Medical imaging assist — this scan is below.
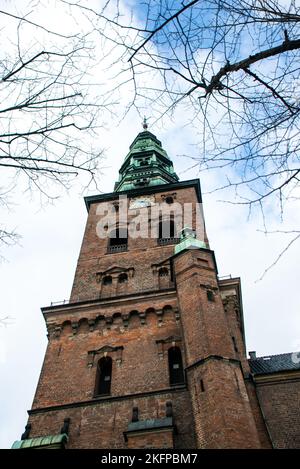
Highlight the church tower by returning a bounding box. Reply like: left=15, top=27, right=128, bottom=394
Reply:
left=13, top=124, right=270, bottom=449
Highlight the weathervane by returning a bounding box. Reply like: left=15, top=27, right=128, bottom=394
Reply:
left=142, top=116, right=148, bottom=130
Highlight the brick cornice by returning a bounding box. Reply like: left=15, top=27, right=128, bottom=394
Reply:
left=252, top=370, right=300, bottom=385
left=42, top=288, right=177, bottom=317
left=84, top=179, right=202, bottom=211
left=28, top=385, right=187, bottom=415
left=185, top=354, right=241, bottom=371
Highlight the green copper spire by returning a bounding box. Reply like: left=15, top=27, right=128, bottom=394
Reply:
left=114, top=123, right=179, bottom=192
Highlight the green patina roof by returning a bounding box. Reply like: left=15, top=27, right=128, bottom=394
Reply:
left=125, top=130, right=170, bottom=161
left=114, top=129, right=179, bottom=192
left=174, top=228, right=208, bottom=254
left=12, top=433, right=68, bottom=449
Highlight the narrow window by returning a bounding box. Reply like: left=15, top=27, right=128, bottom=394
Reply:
left=159, top=219, right=175, bottom=239
left=232, top=336, right=238, bottom=352
left=168, top=347, right=184, bottom=386
left=108, top=228, right=128, bottom=252
left=102, top=275, right=112, bottom=286
left=200, top=379, right=205, bottom=392
left=95, top=356, right=112, bottom=395
left=207, top=290, right=214, bottom=302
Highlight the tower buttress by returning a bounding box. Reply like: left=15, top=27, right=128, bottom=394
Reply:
left=172, top=246, right=261, bottom=448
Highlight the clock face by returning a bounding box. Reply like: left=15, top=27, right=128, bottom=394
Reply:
left=129, top=196, right=154, bottom=209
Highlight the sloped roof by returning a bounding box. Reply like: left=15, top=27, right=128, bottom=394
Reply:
left=12, top=433, right=68, bottom=449
left=249, top=352, right=300, bottom=375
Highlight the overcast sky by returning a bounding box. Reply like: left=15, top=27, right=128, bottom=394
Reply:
left=0, top=0, right=299, bottom=449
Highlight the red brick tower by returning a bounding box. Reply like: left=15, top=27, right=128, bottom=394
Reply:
left=13, top=126, right=269, bottom=449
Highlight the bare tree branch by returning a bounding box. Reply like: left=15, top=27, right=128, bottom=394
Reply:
left=0, top=2, right=111, bottom=257
left=256, top=230, right=300, bottom=281
left=61, top=0, right=300, bottom=272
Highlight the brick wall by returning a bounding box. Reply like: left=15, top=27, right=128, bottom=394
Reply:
left=28, top=390, right=195, bottom=449
left=70, top=187, right=205, bottom=302
left=254, top=373, right=300, bottom=448
left=34, top=298, right=182, bottom=408
left=173, top=248, right=262, bottom=448
left=126, top=429, right=174, bottom=449
left=244, top=379, right=272, bottom=448
left=187, top=360, right=262, bottom=448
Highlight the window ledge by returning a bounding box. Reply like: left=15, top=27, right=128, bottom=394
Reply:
left=107, top=245, right=128, bottom=254
left=93, top=393, right=111, bottom=399
left=157, top=238, right=180, bottom=246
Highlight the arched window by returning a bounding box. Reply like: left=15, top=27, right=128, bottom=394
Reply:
left=108, top=228, right=128, bottom=252
left=158, top=219, right=175, bottom=239
left=118, top=273, right=128, bottom=283
left=95, top=356, right=112, bottom=395
left=102, top=275, right=112, bottom=286
left=168, top=347, right=184, bottom=386
left=158, top=267, right=169, bottom=277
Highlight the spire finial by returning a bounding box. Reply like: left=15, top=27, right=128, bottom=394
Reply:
left=143, top=116, right=148, bottom=130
